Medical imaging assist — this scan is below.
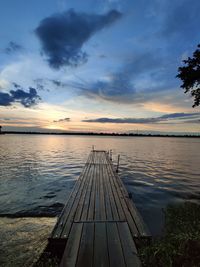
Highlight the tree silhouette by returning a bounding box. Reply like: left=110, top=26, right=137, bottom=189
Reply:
left=177, top=44, right=200, bottom=107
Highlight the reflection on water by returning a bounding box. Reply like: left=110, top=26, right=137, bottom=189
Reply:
left=0, top=135, right=199, bottom=265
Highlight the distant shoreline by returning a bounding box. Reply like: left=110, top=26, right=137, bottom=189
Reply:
left=1, top=131, right=200, bottom=138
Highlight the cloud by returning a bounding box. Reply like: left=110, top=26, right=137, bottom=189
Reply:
left=51, top=79, right=65, bottom=87
left=53, top=117, right=70, bottom=123
left=35, top=9, right=122, bottom=69
left=0, top=118, right=11, bottom=121
left=160, top=113, right=200, bottom=119
left=0, top=92, right=12, bottom=106
left=83, top=112, right=200, bottom=124
left=5, top=41, right=23, bottom=54
left=65, top=51, right=173, bottom=104
left=33, top=79, right=48, bottom=91
left=183, top=119, right=200, bottom=124
left=0, top=86, right=41, bottom=107
left=12, top=82, right=21, bottom=89
left=99, top=54, right=107, bottom=58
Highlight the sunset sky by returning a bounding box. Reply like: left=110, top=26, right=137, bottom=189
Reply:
left=0, top=0, right=200, bottom=133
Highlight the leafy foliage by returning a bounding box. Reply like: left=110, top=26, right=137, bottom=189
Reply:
left=140, top=202, right=200, bottom=267
left=177, top=44, right=200, bottom=107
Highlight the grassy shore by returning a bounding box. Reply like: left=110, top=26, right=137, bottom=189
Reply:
left=140, top=202, right=200, bottom=267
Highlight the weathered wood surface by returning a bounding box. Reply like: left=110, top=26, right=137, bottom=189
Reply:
left=49, top=150, right=149, bottom=267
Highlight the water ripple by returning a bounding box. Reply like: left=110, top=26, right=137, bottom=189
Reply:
left=0, top=135, right=199, bottom=235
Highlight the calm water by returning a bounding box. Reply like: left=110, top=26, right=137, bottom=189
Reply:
left=0, top=134, right=200, bottom=265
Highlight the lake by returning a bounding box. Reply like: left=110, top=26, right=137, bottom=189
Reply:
left=0, top=134, right=199, bottom=266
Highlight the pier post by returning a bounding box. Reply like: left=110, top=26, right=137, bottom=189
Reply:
left=116, top=154, right=120, bottom=173
left=110, top=149, right=112, bottom=160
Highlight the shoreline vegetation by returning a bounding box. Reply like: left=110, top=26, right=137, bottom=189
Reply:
left=1, top=131, right=200, bottom=138
left=140, top=202, right=200, bottom=267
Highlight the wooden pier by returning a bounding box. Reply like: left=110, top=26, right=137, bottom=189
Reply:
left=47, top=150, right=150, bottom=267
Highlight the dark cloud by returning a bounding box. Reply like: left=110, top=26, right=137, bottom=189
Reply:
left=160, top=113, right=200, bottom=119
left=0, top=86, right=41, bottom=107
left=0, top=118, right=11, bottom=121
left=99, top=54, right=107, bottom=58
left=83, top=117, right=159, bottom=124
left=66, top=51, right=172, bottom=103
left=35, top=9, right=122, bottom=69
left=51, top=79, right=64, bottom=87
left=33, top=79, right=49, bottom=91
left=12, top=82, right=21, bottom=89
left=0, top=92, right=12, bottom=106
left=36, top=83, right=45, bottom=91
left=83, top=113, right=200, bottom=124
left=53, top=117, right=70, bottom=123
left=5, top=41, right=23, bottom=54
left=33, top=78, right=65, bottom=92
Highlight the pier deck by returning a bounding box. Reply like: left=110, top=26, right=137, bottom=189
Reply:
left=49, top=150, right=149, bottom=267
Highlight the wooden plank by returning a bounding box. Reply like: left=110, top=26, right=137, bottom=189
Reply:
left=94, top=163, right=100, bottom=220
left=106, top=222, right=126, bottom=267
left=106, top=162, right=126, bottom=221
left=51, top=163, right=90, bottom=238
left=76, top=222, right=94, bottom=267
left=106, top=162, right=139, bottom=237
left=102, top=164, right=113, bottom=220
left=60, top=223, right=83, bottom=267
left=107, top=155, right=150, bottom=236
left=87, top=160, right=97, bottom=220
left=103, top=163, right=119, bottom=220
left=105, top=161, right=125, bottom=220
left=107, top=161, right=149, bottom=237
left=86, top=152, right=92, bottom=164
left=60, top=163, right=92, bottom=238
left=87, top=150, right=95, bottom=164
left=74, top=164, right=94, bottom=221
left=81, top=165, right=95, bottom=221
left=93, top=151, right=98, bottom=164
left=96, top=151, right=100, bottom=163
left=93, top=223, right=109, bottom=267
left=99, top=159, right=106, bottom=220
left=117, top=222, right=141, bottom=267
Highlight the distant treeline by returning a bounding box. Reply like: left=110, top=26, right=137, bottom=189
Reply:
left=1, top=131, right=200, bottom=138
